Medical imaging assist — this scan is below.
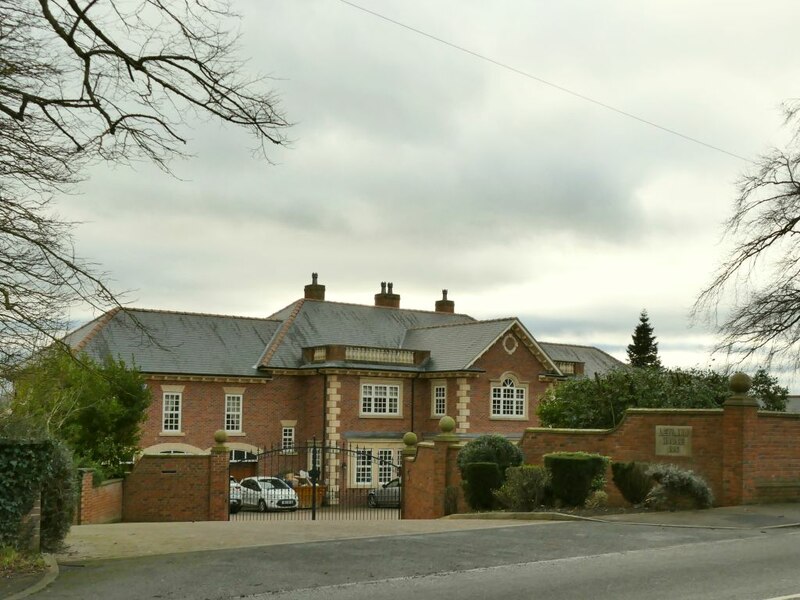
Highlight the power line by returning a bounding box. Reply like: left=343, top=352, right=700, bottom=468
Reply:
left=337, top=0, right=749, bottom=162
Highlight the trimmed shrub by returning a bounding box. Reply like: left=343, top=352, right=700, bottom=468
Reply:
left=493, top=465, right=550, bottom=511
left=462, top=462, right=502, bottom=511
left=611, top=461, right=654, bottom=506
left=584, top=490, right=609, bottom=510
left=544, top=452, right=610, bottom=507
left=645, top=464, right=714, bottom=510
left=456, top=435, right=523, bottom=481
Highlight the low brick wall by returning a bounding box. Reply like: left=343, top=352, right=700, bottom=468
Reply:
left=519, top=406, right=800, bottom=506
left=122, top=448, right=229, bottom=522
left=754, top=412, right=800, bottom=501
left=520, top=409, right=725, bottom=505
left=75, top=470, right=123, bottom=524
left=402, top=392, right=800, bottom=517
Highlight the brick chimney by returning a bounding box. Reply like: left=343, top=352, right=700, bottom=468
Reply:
left=374, top=281, right=400, bottom=308
left=304, top=272, right=325, bottom=301
left=435, top=289, right=454, bottom=313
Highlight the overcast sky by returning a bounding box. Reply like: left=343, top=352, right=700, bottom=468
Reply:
left=57, top=1, right=800, bottom=389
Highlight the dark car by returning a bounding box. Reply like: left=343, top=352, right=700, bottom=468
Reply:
left=367, top=478, right=401, bottom=508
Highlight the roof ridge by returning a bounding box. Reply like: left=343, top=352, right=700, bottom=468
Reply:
left=258, top=299, right=306, bottom=368
left=538, top=340, right=602, bottom=350
left=407, top=316, right=512, bottom=332
left=72, top=306, right=123, bottom=353
left=294, top=297, right=476, bottom=318
left=118, top=307, right=281, bottom=322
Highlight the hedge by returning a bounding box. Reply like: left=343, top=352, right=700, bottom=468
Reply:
left=462, top=462, right=502, bottom=511
left=544, top=452, right=609, bottom=507
left=0, top=438, right=75, bottom=551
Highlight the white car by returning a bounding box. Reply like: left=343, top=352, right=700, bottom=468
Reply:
left=239, top=476, right=299, bottom=512
left=229, top=477, right=243, bottom=514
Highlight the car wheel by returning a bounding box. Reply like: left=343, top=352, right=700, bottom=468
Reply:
left=368, top=494, right=377, bottom=508
left=230, top=505, right=241, bottom=515
left=258, top=499, right=268, bottom=513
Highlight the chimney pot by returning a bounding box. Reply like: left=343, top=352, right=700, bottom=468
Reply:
left=435, top=288, right=455, bottom=313
left=375, top=280, right=400, bottom=308
left=304, top=272, right=325, bottom=301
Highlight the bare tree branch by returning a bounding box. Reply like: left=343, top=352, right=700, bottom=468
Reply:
left=0, top=0, right=289, bottom=370
left=693, top=99, right=800, bottom=369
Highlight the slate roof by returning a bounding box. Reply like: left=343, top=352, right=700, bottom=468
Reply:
left=538, top=341, right=626, bottom=379
left=66, top=309, right=281, bottom=377
left=259, top=299, right=476, bottom=370
left=65, top=300, right=623, bottom=378
left=402, top=319, right=516, bottom=372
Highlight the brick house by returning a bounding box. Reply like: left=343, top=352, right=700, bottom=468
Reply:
left=66, top=275, right=623, bottom=487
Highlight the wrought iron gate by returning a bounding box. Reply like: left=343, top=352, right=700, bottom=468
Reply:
left=229, top=440, right=402, bottom=521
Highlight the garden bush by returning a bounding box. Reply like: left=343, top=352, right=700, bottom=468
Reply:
left=611, top=461, right=654, bottom=506
left=493, top=465, right=550, bottom=511
left=457, top=434, right=523, bottom=481
left=645, top=464, right=714, bottom=510
left=462, top=462, right=502, bottom=511
left=544, top=452, right=610, bottom=507
left=584, top=490, right=609, bottom=510
left=0, top=437, right=74, bottom=551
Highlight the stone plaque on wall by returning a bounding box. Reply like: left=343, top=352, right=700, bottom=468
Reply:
left=655, top=426, right=692, bottom=457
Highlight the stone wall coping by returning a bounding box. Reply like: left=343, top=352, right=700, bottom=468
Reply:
left=139, top=453, right=208, bottom=459
left=526, top=408, right=726, bottom=437
left=757, top=411, right=800, bottom=420
left=626, top=408, right=724, bottom=415
left=97, top=478, right=124, bottom=487
left=524, top=427, right=610, bottom=435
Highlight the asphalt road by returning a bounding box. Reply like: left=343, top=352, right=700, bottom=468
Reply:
left=35, top=522, right=800, bottom=600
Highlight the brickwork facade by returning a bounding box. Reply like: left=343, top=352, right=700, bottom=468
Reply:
left=139, top=331, right=556, bottom=457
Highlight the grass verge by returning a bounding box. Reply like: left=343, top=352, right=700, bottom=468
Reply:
left=0, top=546, right=46, bottom=579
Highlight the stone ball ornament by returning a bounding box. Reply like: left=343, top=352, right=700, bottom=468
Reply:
left=729, top=372, right=752, bottom=395
left=213, top=429, right=228, bottom=444
left=439, top=415, right=456, bottom=434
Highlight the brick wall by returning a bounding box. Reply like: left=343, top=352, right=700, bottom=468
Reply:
left=122, top=449, right=229, bottom=522
left=403, top=398, right=800, bottom=517
left=403, top=437, right=466, bottom=519
left=520, top=409, right=724, bottom=506
left=75, top=470, right=123, bottom=524
left=519, top=405, right=800, bottom=506
left=753, top=413, right=800, bottom=502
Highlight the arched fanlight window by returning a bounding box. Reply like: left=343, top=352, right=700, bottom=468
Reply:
left=491, top=374, right=527, bottom=418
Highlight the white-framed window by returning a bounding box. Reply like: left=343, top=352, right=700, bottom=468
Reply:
left=432, top=383, right=446, bottom=417
left=162, top=392, right=182, bottom=432
left=225, top=394, right=242, bottom=433
left=355, top=449, right=373, bottom=485
left=360, top=382, right=401, bottom=416
left=281, top=427, right=295, bottom=453
left=377, top=449, right=395, bottom=484
left=349, top=443, right=403, bottom=487
left=490, top=375, right=527, bottom=418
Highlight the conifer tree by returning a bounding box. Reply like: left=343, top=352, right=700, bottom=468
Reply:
left=627, top=310, right=662, bottom=368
